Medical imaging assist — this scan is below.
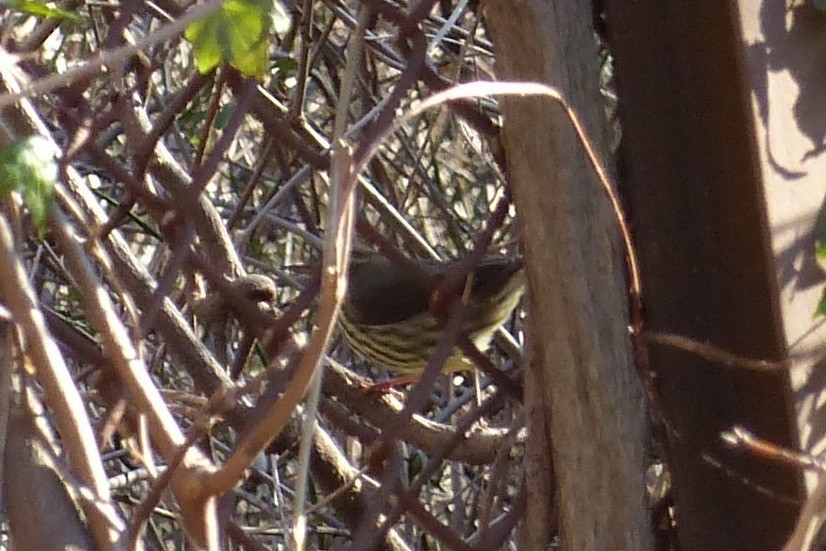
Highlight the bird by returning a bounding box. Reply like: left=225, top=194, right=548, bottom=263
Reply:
left=338, top=251, right=525, bottom=382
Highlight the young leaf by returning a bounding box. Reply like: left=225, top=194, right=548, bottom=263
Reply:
left=5, top=0, right=81, bottom=20
left=816, top=287, right=826, bottom=318
left=273, top=55, right=298, bottom=74
left=214, top=103, right=234, bottom=130
left=184, top=0, right=275, bottom=78
left=815, top=217, right=826, bottom=276
left=0, top=136, right=58, bottom=237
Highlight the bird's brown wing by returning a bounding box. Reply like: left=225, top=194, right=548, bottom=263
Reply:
left=343, top=256, right=432, bottom=325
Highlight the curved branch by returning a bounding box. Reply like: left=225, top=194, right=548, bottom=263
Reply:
left=322, top=358, right=523, bottom=465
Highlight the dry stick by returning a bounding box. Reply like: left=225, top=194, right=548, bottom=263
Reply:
left=305, top=461, right=374, bottom=516
left=350, top=300, right=470, bottom=548
left=472, top=483, right=531, bottom=551
left=0, top=319, right=13, bottom=519
left=358, top=389, right=509, bottom=549
left=0, top=0, right=226, bottom=110
left=290, top=0, right=316, bottom=121
left=226, top=138, right=274, bottom=230
left=226, top=521, right=269, bottom=551
left=52, top=207, right=222, bottom=545
left=194, top=69, right=228, bottom=168
left=291, top=8, right=373, bottom=549
left=644, top=331, right=787, bottom=372
left=124, top=387, right=233, bottom=547
left=225, top=72, right=330, bottom=169
left=124, top=428, right=205, bottom=547
left=322, top=357, right=517, bottom=465
left=0, top=213, right=124, bottom=549
left=191, top=79, right=259, bottom=196
left=196, top=142, right=358, bottom=499
left=783, top=476, right=826, bottom=551
left=305, top=426, right=413, bottom=551
left=405, top=0, right=442, bottom=36
left=477, top=414, right=526, bottom=534
left=357, top=30, right=429, bottom=165
left=139, top=219, right=194, bottom=337
left=67, top=121, right=169, bottom=216
left=402, top=497, right=474, bottom=551
left=427, top=0, right=471, bottom=53
left=721, top=426, right=826, bottom=472
left=134, top=71, right=213, bottom=176
left=292, top=365, right=325, bottom=548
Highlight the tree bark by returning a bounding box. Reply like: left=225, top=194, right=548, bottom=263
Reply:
left=485, top=1, right=651, bottom=549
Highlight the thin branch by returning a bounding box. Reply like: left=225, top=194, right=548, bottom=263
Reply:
left=0, top=0, right=226, bottom=110
left=0, top=212, right=123, bottom=549
left=198, top=142, right=357, bottom=498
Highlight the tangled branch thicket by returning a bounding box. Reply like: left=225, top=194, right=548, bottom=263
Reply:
left=0, top=1, right=534, bottom=549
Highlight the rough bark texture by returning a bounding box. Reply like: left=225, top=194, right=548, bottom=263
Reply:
left=5, top=386, right=94, bottom=551
left=484, top=1, right=651, bottom=549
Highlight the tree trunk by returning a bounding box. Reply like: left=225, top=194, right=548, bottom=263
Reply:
left=484, top=1, right=652, bottom=549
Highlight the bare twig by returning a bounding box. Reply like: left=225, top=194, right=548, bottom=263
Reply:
left=0, top=0, right=226, bottom=110
left=198, top=141, right=358, bottom=498
left=0, top=212, right=123, bottom=548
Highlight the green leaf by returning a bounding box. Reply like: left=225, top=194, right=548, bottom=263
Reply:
left=8, top=0, right=81, bottom=20
left=214, top=104, right=233, bottom=130
left=816, top=287, right=826, bottom=318
left=0, top=136, right=58, bottom=237
left=184, top=0, right=275, bottom=78
left=308, top=478, right=318, bottom=504
left=816, top=217, right=826, bottom=274
left=273, top=55, right=298, bottom=74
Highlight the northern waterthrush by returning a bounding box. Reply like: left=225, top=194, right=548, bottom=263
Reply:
left=338, top=252, right=525, bottom=376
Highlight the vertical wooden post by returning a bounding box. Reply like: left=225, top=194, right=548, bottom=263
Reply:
left=604, top=1, right=806, bottom=549
left=736, top=1, right=826, bottom=492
